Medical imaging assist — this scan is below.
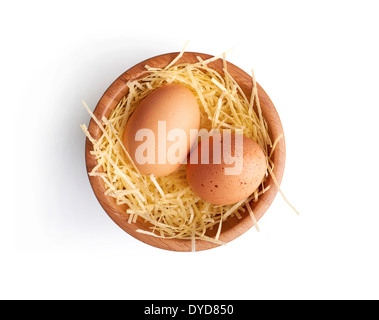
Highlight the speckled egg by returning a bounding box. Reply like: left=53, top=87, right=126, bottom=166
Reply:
left=186, top=132, right=267, bottom=205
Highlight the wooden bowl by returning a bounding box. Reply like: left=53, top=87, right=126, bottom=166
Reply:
left=85, top=52, right=286, bottom=251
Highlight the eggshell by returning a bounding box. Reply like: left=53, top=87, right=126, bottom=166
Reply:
left=123, top=84, right=200, bottom=177
left=186, top=132, right=267, bottom=205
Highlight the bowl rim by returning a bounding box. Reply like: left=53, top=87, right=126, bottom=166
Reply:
left=84, top=51, right=286, bottom=252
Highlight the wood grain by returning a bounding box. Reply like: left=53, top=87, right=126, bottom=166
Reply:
left=85, top=52, right=286, bottom=252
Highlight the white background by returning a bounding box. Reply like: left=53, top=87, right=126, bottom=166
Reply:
left=3, top=0, right=379, bottom=300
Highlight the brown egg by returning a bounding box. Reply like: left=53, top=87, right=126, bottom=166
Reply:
left=123, top=84, right=200, bottom=177
left=186, top=132, right=267, bottom=205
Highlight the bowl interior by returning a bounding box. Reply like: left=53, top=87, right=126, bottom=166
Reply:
left=85, top=52, right=286, bottom=251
